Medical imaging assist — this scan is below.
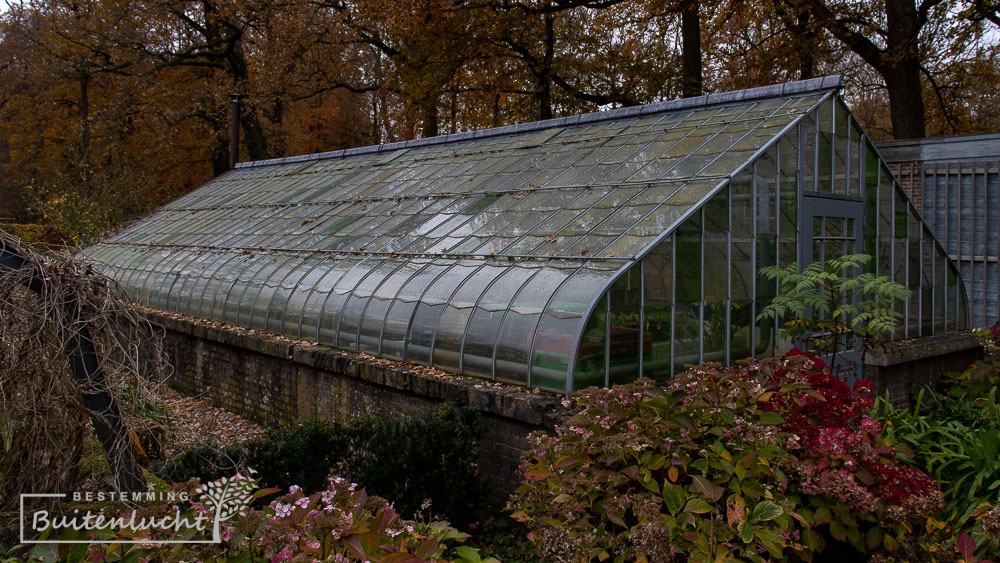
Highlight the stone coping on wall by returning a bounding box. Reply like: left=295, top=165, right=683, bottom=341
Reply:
left=863, top=331, right=981, bottom=368
left=142, top=309, right=569, bottom=429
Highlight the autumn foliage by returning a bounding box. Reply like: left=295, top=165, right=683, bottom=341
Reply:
left=509, top=353, right=948, bottom=561
left=0, top=0, right=997, bottom=242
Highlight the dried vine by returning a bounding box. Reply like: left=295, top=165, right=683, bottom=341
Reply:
left=0, top=231, right=169, bottom=510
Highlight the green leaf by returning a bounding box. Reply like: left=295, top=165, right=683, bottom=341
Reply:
left=866, top=526, right=883, bottom=551
left=691, top=475, right=724, bottom=502
left=455, top=545, right=482, bottom=563
left=662, top=484, right=687, bottom=515
left=738, top=520, right=754, bottom=544
left=756, top=411, right=784, bottom=426
left=749, top=500, right=783, bottom=522
left=683, top=498, right=715, bottom=514
left=605, top=509, right=627, bottom=528
left=828, top=518, right=847, bottom=542
left=803, top=528, right=822, bottom=551
left=813, top=506, right=832, bottom=526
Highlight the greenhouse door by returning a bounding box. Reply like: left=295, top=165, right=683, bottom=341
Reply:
left=799, top=194, right=865, bottom=381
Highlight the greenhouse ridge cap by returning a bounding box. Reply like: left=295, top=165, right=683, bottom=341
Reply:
left=235, top=75, right=844, bottom=170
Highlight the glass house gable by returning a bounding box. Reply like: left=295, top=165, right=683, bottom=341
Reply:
left=568, top=92, right=970, bottom=391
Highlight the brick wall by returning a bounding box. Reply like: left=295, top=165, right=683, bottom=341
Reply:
left=146, top=311, right=568, bottom=509
left=886, top=161, right=925, bottom=213
left=863, top=331, right=982, bottom=407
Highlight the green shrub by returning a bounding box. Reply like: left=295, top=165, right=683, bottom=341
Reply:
left=159, top=404, right=485, bottom=527
left=873, top=327, right=1000, bottom=560
left=345, top=403, right=486, bottom=528
left=758, top=253, right=910, bottom=373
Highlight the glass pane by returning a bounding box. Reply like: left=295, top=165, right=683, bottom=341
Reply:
left=432, top=265, right=507, bottom=371
left=756, top=151, right=778, bottom=358
left=534, top=264, right=620, bottom=391
left=357, top=261, right=429, bottom=354
left=674, top=212, right=702, bottom=373
left=406, top=263, right=480, bottom=363
left=495, top=265, right=575, bottom=385
left=850, top=122, right=864, bottom=197
left=908, top=208, right=921, bottom=338
left=379, top=264, right=450, bottom=360
left=833, top=101, right=849, bottom=195
left=462, top=267, right=540, bottom=379
left=779, top=132, right=798, bottom=269
left=574, top=294, right=608, bottom=391
left=220, top=258, right=274, bottom=325
left=878, top=165, right=894, bottom=281
left=267, top=259, right=325, bottom=335
left=731, top=172, right=754, bottom=360
left=197, top=254, right=251, bottom=319
left=704, top=189, right=729, bottom=362
left=922, top=231, right=934, bottom=336
left=935, top=244, right=946, bottom=334
left=817, top=99, right=833, bottom=193
left=608, top=269, right=642, bottom=386
left=288, top=259, right=359, bottom=339
left=246, top=256, right=299, bottom=330
left=800, top=115, right=816, bottom=192
left=317, top=261, right=379, bottom=345
left=643, top=239, right=672, bottom=381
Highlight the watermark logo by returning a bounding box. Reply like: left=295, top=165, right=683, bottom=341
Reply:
left=20, top=473, right=257, bottom=544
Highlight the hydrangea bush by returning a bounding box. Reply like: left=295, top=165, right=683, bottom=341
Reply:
left=509, top=351, right=943, bottom=562
left=27, top=475, right=494, bottom=563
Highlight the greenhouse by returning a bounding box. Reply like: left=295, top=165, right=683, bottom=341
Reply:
left=81, top=75, right=969, bottom=392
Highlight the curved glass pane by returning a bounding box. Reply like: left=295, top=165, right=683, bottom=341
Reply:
left=268, top=258, right=329, bottom=336
left=316, top=259, right=380, bottom=345
left=360, top=261, right=447, bottom=360
left=431, top=264, right=508, bottom=371
left=356, top=260, right=431, bottom=353
left=171, top=250, right=224, bottom=315
left=406, top=262, right=481, bottom=364
left=246, top=256, right=300, bottom=330
left=298, top=258, right=364, bottom=340
left=495, top=264, right=576, bottom=385
left=147, top=251, right=189, bottom=310
left=194, top=254, right=249, bottom=318
left=337, top=261, right=409, bottom=350
left=220, top=256, right=278, bottom=325
left=461, top=265, right=541, bottom=379
left=532, top=262, right=622, bottom=391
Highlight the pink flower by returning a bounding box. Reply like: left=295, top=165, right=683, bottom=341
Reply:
left=272, top=547, right=294, bottom=563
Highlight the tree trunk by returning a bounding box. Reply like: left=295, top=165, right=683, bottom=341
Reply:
left=421, top=95, right=438, bottom=138
left=538, top=11, right=555, bottom=120
left=681, top=0, right=702, bottom=98
left=240, top=109, right=269, bottom=161
left=79, top=75, right=90, bottom=190
left=882, top=60, right=926, bottom=139
left=883, top=0, right=926, bottom=139
left=795, top=9, right=816, bottom=79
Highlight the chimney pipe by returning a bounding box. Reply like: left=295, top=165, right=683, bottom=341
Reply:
left=229, top=94, right=242, bottom=169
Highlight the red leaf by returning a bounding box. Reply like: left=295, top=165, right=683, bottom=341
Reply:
left=957, top=532, right=975, bottom=558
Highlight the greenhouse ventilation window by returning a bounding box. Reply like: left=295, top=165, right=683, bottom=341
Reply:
left=81, top=76, right=970, bottom=392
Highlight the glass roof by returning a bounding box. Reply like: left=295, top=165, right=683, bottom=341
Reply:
left=81, top=80, right=837, bottom=384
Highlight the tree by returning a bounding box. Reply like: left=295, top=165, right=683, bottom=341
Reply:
left=790, top=0, right=952, bottom=139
